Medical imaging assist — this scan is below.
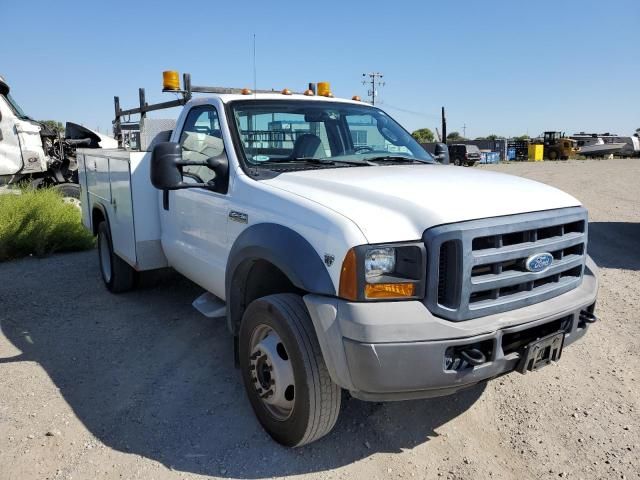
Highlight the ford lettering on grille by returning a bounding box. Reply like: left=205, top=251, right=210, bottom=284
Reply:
left=525, top=252, right=554, bottom=273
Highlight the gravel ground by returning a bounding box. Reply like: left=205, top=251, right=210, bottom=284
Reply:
left=0, top=158, right=638, bottom=480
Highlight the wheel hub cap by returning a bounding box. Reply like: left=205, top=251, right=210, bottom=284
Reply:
left=249, top=327, right=295, bottom=420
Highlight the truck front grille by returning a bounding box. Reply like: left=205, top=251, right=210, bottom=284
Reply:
left=424, top=207, right=588, bottom=321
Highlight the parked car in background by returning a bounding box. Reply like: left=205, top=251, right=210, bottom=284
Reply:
left=448, top=143, right=482, bottom=166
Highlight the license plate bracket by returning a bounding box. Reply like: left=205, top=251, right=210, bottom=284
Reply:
left=516, top=331, right=565, bottom=374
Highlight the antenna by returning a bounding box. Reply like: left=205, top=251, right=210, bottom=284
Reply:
left=362, top=72, right=385, bottom=105
left=252, top=33, right=257, bottom=95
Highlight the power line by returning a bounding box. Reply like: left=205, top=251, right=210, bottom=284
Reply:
left=362, top=72, right=385, bottom=106
left=381, top=103, right=439, bottom=119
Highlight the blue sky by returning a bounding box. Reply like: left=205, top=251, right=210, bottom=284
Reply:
left=2, top=0, right=638, bottom=138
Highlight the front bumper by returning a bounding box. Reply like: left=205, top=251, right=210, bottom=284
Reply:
left=304, top=257, right=599, bottom=401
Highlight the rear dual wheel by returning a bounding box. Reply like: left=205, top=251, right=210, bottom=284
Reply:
left=97, top=221, right=136, bottom=293
left=239, top=293, right=341, bottom=447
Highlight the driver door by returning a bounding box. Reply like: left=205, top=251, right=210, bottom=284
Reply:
left=160, top=104, right=229, bottom=298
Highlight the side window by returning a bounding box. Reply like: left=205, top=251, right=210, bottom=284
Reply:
left=179, top=105, right=225, bottom=184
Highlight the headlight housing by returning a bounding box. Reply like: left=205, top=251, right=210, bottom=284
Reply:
left=339, top=243, right=426, bottom=301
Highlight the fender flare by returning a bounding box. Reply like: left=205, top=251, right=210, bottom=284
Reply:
left=90, top=202, right=110, bottom=235
left=225, top=223, right=336, bottom=333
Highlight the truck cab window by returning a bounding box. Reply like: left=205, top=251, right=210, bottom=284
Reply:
left=179, top=105, right=226, bottom=184
left=234, top=110, right=332, bottom=162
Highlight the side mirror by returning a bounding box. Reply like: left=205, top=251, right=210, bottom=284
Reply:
left=150, top=142, right=186, bottom=190
left=150, top=141, right=229, bottom=192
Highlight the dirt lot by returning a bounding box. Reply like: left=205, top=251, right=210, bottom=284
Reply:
left=1, top=159, right=638, bottom=480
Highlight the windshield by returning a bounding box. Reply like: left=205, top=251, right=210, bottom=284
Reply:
left=230, top=100, right=433, bottom=170
left=3, top=92, right=29, bottom=119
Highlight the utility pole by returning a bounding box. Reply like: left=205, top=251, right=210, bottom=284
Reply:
left=362, top=72, right=385, bottom=105
left=442, top=107, right=447, bottom=144
left=462, top=123, right=467, bottom=138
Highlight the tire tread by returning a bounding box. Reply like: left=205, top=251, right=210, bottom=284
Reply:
left=262, top=293, right=341, bottom=446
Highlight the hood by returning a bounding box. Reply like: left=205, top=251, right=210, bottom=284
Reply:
left=263, top=164, right=581, bottom=243
left=65, top=122, right=118, bottom=149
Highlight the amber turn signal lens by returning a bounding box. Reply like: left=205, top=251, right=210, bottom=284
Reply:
left=304, top=89, right=315, bottom=96
left=339, top=249, right=358, bottom=301
left=281, top=88, right=292, bottom=95
left=352, top=95, right=361, bottom=101
left=162, top=70, right=180, bottom=91
left=365, top=283, right=415, bottom=299
left=241, top=88, right=252, bottom=95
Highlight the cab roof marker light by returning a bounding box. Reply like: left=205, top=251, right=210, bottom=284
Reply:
left=317, top=82, right=331, bottom=97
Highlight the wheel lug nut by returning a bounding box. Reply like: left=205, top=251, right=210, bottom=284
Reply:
left=260, top=389, right=273, bottom=399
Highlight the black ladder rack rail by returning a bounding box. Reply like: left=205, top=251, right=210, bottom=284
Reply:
left=112, top=72, right=292, bottom=146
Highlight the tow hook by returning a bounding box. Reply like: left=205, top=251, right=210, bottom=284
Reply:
left=445, top=346, right=488, bottom=371
left=460, top=348, right=486, bottom=366
left=579, top=310, right=597, bottom=324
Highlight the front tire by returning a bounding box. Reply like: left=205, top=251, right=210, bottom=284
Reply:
left=239, top=293, right=341, bottom=447
left=97, top=221, right=135, bottom=293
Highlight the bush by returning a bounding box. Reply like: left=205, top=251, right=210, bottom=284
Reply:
left=0, top=188, right=94, bottom=262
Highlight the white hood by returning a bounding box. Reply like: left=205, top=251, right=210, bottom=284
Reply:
left=263, top=164, right=582, bottom=243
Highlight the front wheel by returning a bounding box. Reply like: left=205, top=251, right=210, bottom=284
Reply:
left=453, top=157, right=462, bottom=166
left=239, top=293, right=341, bottom=447
left=53, top=183, right=81, bottom=210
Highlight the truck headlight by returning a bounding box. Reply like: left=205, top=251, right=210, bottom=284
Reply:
left=339, top=243, right=426, bottom=301
left=365, top=247, right=396, bottom=279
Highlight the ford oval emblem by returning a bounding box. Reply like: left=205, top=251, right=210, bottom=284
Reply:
left=525, top=252, right=554, bottom=273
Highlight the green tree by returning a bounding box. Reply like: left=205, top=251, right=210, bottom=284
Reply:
left=411, top=128, right=435, bottom=143
left=447, top=131, right=465, bottom=141
left=486, top=134, right=500, bottom=140
left=39, top=120, right=65, bottom=135
left=515, top=134, right=530, bottom=140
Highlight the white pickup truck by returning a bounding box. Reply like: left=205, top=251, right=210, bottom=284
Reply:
left=77, top=73, right=598, bottom=447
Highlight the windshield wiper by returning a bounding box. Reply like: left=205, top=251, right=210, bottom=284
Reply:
left=364, top=155, right=433, bottom=164
left=264, top=157, right=372, bottom=166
